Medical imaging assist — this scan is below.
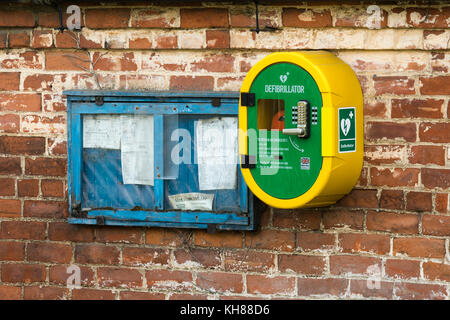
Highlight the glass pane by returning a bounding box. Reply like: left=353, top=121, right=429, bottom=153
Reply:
left=257, top=99, right=285, bottom=131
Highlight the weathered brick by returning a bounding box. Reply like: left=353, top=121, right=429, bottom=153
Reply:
left=224, top=250, right=275, bottom=273
left=373, top=76, right=415, bottom=95
left=278, top=254, right=326, bottom=275
left=32, top=30, right=53, bottom=48
left=322, top=209, right=365, bottom=230
left=385, top=259, right=420, bottom=280
left=0, top=157, right=21, bottom=175
left=174, top=248, right=220, bottom=269
left=120, top=291, right=165, bottom=300
left=196, top=272, right=243, bottom=293
left=366, top=211, right=419, bottom=234
left=406, top=7, right=450, bottom=28
left=97, top=267, right=143, bottom=289
left=0, top=221, right=46, bottom=240
left=9, top=31, right=30, bottom=48
left=180, top=8, right=228, bottom=28
left=49, top=265, right=95, bottom=287
left=393, top=237, right=445, bottom=258
left=421, top=168, right=450, bottom=190
left=1, top=263, right=46, bottom=283
left=23, top=200, right=67, bottom=219
left=45, top=51, right=90, bottom=71
left=0, top=241, right=25, bottom=261
left=170, top=75, right=214, bottom=91
left=48, top=222, right=95, bottom=242
left=0, top=10, right=35, bottom=27
left=420, top=76, right=450, bottom=95
left=272, top=209, right=321, bottom=230
left=0, top=178, right=15, bottom=196
left=245, top=229, right=295, bottom=252
left=41, top=179, right=64, bottom=198
left=194, top=230, right=242, bottom=248
left=206, top=30, right=230, bottom=48
left=435, top=193, right=448, bottom=214
left=27, top=242, right=72, bottom=263
left=72, top=289, right=115, bottom=300
left=408, top=145, right=446, bottom=166
left=131, top=8, right=179, bottom=28
left=406, top=192, right=432, bottom=212
left=0, top=72, right=20, bottom=90
left=330, top=255, right=381, bottom=276
left=247, top=275, right=296, bottom=295
left=297, top=232, right=335, bottom=251
left=0, top=199, right=20, bottom=217
left=146, top=270, right=193, bottom=290
left=336, top=189, right=378, bottom=208
left=422, top=215, right=450, bottom=236
left=0, top=93, right=41, bottom=112
left=0, top=114, right=20, bottom=133
left=338, top=233, right=390, bottom=255
left=0, top=285, right=21, bottom=299
left=96, top=227, right=143, bottom=244
left=282, top=8, right=332, bottom=27
left=419, top=122, right=450, bottom=143
left=25, top=158, right=66, bottom=177
left=298, top=278, right=348, bottom=297
left=366, top=122, right=416, bottom=142
left=394, top=282, right=447, bottom=300
left=24, top=286, right=68, bottom=300
left=423, top=261, right=450, bottom=282
left=85, top=9, right=130, bottom=28
left=391, top=98, right=444, bottom=119
left=370, top=167, right=419, bottom=187
left=75, top=244, right=120, bottom=265
left=379, top=189, right=404, bottom=210
left=0, top=136, right=45, bottom=156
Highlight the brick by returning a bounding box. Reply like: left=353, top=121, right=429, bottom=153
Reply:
left=406, top=192, right=432, bottom=212
left=0, top=157, right=21, bottom=175
left=363, top=100, right=388, bottom=118
left=72, top=289, right=115, bottom=300
left=41, top=180, right=64, bottom=198
left=123, top=247, right=170, bottom=267
left=174, top=248, right=220, bottom=269
left=47, top=139, right=67, bottom=155
left=367, top=211, right=419, bottom=234
left=0, top=241, right=25, bottom=261
left=75, top=244, right=120, bottom=265
left=97, top=267, right=143, bottom=289
left=146, top=270, right=193, bottom=290
left=45, top=51, right=90, bottom=71
left=206, top=30, right=230, bottom=48
left=350, top=279, right=393, bottom=299
left=366, top=122, right=416, bottom=142
left=282, top=8, right=332, bottom=27
left=336, top=189, right=378, bottom=208
left=27, top=242, right=72, bottom=263
left=37, top=11, right=74, bottom=28
left=170, top=293, right=208, bottom=300
left=24, top=286, right=68, bottom=300
left=85, top=9, right=130, bottom=28
left=297, top=232, right=335, bottom=251
left=231, top=7, right=279, bottom=28
left=298, top=278, right=348, bottom=297
left=54, top=30, right=78, bottom=48
left=0, top=51, right=42, bottom=70
left=0, top=10, right=35, bottom=27
left=9, top=31, right=30, bottom=48
left=272, top=209, right=321, bottom=230
left=435, top=194, right=448, bottom=214
left=93, top=52, right=137, bottom=71
left=25, top=157, right=66, bottom=177
left=129, top=36, right=152, bottom=49
left=364, top=145, right=405, bottom=165
left=194, top=230, right=242, bottom=248
left=0, top=93, right=41, bottom=112
left=155, top=35, right=178, bottom=49
left=394, top=282, right=447, bottom=300
left=0, top=136, right=45, bottom=156
left=191, top=54, right=234, bottom=73
left=145, top=228, right=189, bottom=246
left=247, top=275, right=295, bottom=295
left=380, top=189, right=404, bottom=210
left=22, top=115, right=66, bottom=135
left=419, top=122, right=450, bottom=143
left=0, top=114, right=20, bottom=133
left=23, top=73, right=67, bottom=91
left=245, top=229, right=295, bottom=252
left=278, top=254, right=326, bottom=275
left=422, top=215, right=450, bottom=236
left=335, top=7, right=387, bottom=28
left=180, top=8, right=228, bottom=28
left=48, top=222, right=95, bottom=242
left=1, top=263, right=46, bottom=283
left=49, top=265, right=95, bottom=287
left=0, top=199, right=20, bottom=217
left=385, top=259, right=420, bottom=280
left=0, top=32, right=6, bottom=48
left=0, top=178, right=14, bottom=196
left=131, top=8, right=179, bottom=28
left=392, top=98, right=444, bottom=119
left=196, top=272, right=243, bottom=293
left=338, top=233, right=390, bottom=255
left=431, top=52, right=450, bottom=73
left=408, top=145, right=446, bottom=166
left=420, top=76, right=450, bottom=95
left=421, top=168, right=450, bottom=190
left=224, top=250, right=275, bottom=273
left=32, top=30, right=53, bottom=48
left=374, top=76, right=415, bottom=95
left=370, top=167, right=419, bottom=187
left=423, top=261, right=450, bottom=282
left=120, top=291, right=165, bottom=300
left=322, top=209, right=365, bottom=230
left=393, top=237, right=445, bottom=259
left=96, top=227, right=143, bottom=244
left=0, top=285, right=21, bottom=299
left=0, top=221, right=46, bottom=240
left=0, top=72, right=20, bottom=90
left=424, top=30, right=449, bottom=50
left=170, top=75, right=214, bottom=91
left=330, top=255, right=381, bottom=276
left=24, top=200, right=67, bottom=219
left=406, top=7, right=450, bottom=28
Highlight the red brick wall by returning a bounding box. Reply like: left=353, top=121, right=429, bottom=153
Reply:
left=0, top=2, right=449, bottom=300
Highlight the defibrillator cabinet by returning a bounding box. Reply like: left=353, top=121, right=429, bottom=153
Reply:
left=239, top=51, right=363, bottom=209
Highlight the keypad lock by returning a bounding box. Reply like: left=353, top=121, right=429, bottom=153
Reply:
left=282, top=100, right=310, bottom=138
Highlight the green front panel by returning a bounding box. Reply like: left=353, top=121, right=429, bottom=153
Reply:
left=247, top=63, right=323, bottom=199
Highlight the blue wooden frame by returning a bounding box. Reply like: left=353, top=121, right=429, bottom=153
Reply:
left=65, top=91, right=256, bottom=231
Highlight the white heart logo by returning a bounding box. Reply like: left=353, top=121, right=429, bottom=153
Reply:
left=280, top=75, right=287, bottom=83
left=341, top=118, right=351, bottom=136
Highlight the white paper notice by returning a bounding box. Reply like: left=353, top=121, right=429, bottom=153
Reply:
left=196, top=117, right=238, bottom=190
left=120, top=115, right=154, bottom=185
left=168, top=193, right=214, bottom=211
left=83, top=115, right=121, bottom=149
